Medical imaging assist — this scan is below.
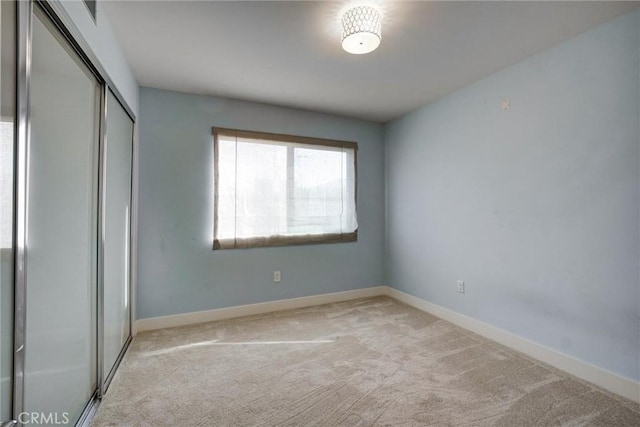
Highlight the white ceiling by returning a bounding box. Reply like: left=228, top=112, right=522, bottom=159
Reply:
left=102, top=1, right=638, bottom=123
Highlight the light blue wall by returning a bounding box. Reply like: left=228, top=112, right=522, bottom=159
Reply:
left=137, top=88, right=385, bottom=319
left=385, top=10, right=640, bottom=381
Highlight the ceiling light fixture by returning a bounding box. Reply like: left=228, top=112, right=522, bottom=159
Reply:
left=341, top=5, right=382, bottom=55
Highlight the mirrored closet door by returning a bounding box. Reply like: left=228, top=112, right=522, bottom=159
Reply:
left=0, top=0, right=16, bottom=423
left=3, top=2, right=136, bottom=424
left=24, top=6, right=101, bottom=424
left=102, top=89, right=134, bottom=388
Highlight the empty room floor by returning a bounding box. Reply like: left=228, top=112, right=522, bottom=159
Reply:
left=92, top=297, right=640, bottom=426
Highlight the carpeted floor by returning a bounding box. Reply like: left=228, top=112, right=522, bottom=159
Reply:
left=92, top=297, right=640, bottom=426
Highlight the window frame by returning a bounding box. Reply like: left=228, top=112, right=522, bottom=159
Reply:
left=212, top=127, right=358, bottom=250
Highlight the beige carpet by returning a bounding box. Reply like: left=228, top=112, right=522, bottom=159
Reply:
left=92, top=297, right=640, bottom=426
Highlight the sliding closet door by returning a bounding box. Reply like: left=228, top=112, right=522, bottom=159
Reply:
left=103, top=90, right=133, bottom=386
left=0, top=0, right=15, bottom=422
left=24, top=7, right=100, bottom=425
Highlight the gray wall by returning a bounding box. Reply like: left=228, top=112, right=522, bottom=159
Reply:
left=385, top=10, right=640, bottom=381
left=137, top=88, right=385, bottom=319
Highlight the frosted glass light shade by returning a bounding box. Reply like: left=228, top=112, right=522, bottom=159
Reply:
left=341, top=5, right=382, bottom=54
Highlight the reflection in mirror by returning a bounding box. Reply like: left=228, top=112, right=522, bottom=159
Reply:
left=0, top=0, right=16, bottom=421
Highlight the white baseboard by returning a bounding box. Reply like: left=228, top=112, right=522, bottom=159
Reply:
left=386, top=287, right=640, bottom=404
left=135, top=286, right=387, bottom=333
left=134, top=285, right=639, bottom=403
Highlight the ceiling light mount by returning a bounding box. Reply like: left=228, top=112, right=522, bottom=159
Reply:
left=341, top=5, right=382, bottom=55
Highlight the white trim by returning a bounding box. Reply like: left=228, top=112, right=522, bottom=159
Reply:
left=134, top=285, right=639, bottom=403
left=386, top=287, right=640, bottom=404
left=135, top=286, right=387, bottom=333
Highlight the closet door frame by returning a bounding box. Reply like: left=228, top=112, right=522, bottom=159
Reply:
left=12, top=1, right=137, bottom=425
left=12, top=0, right=31, bottom=423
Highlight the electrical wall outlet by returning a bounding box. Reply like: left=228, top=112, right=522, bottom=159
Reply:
left=273, top=271, right=281, bottom=282
left=457, top=280, right=465, bottom=293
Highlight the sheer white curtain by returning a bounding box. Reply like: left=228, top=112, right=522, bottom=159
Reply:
left=214, top=129, right=357, bottom=249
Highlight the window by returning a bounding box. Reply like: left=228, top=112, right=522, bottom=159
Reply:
left=213, top=128, right=358, bottom=249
